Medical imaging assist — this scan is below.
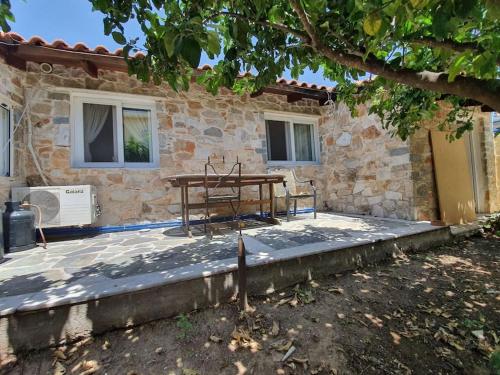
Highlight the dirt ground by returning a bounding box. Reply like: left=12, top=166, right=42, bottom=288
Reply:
left=1, top=235, right=499, bottom=375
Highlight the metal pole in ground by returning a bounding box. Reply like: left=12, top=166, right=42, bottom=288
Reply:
left=237, top=232, right=248, bottom=311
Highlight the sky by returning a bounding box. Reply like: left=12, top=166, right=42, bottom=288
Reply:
left=10, top=0, right=336, bottom=86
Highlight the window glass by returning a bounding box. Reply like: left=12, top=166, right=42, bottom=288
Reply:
left=493, top=112, right=500, bottom=135
left=123, top=108, right=152, bottom=163
left=83, top=103, right=117, bottom=163
left=0, top=105, right=10, bottom=176
left=265, top=117, right=317, bottom=163
left=266, top=120, right=290, bottom=161
left=294, top=123, right=314, bottom=161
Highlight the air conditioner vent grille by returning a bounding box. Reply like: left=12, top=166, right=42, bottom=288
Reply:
left=22, top=190, right=61, bottom=226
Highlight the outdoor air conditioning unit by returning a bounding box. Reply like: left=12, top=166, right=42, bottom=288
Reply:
left=11, top=185, right=98, bottom=228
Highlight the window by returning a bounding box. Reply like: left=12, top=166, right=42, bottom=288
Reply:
left=0, top=104, right=11, bottom=176
left=493, top=112, right=500, bottom=135
left=72, top=94, right=158, bottom=168
left=265, top=113, right=319, bottom=165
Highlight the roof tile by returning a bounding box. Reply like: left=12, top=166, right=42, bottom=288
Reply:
left=0, top=31, right=338, bottom=91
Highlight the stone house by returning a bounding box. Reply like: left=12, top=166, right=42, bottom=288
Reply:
left=0, top=32, right=498, bottom=228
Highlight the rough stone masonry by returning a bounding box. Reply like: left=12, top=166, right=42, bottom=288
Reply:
left=0, top=60, right=497, bottom=226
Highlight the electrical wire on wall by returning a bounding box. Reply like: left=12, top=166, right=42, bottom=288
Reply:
left=25, top=87, right=50, bottom=186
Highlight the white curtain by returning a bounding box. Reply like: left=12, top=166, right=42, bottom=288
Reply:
left=83, top=103, right=110, bottom=162
left=123, top=109, right=150, bottom=147
left=294, top=123, right=313, bottom=161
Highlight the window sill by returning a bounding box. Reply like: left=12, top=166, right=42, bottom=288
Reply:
left=72, top=163, right=160, bottom=170
left=267, top=161, right=321, bottom=168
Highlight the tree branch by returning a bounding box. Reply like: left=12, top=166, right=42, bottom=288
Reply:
left=207, top=11, right=309, bottom=42
left=408, top=36, right=500, bottom=65
left=289, top=0, right=500, bottom=112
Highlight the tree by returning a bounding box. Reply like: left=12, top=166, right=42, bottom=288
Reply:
left=2, top=0, right=500, bottom=139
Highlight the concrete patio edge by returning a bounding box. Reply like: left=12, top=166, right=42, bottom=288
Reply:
left=0, top=224, right=452, bottom=355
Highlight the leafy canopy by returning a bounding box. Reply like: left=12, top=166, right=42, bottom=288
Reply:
left=3, top=0, right=500, bottom=140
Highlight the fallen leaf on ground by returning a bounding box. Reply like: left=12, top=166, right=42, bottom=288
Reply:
left=155, top=346, right=164, bottom=354
left=434, top=328, right=465, bottom=351
left=53, top=361, right=66, bottom=375
left=209, top=335, right=223, bottom=343
left=53, top=350, right=66, bottom=361
left=270, top=321, right=280, bottom=336
left=274, top=298, right=292, bottom=307
left=282, top=346, right=296, bottom=362
left=328, top=287, right=344, bottom=294
left=101, top=339, right=111, bottom=350
left=289, top=296, right=299, bottom=307
left=229, top=327, right=262, bottom=352
left=471, top=330, right=485, bottom=340
left=271, top=339, right=294, bottom=352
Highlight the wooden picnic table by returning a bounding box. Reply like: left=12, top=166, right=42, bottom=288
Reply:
left=166, top=173, right=285, bottom=235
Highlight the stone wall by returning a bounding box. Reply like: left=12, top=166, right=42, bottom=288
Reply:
left=481, top=113, right=500, bottom=212
left=495, top=135, right=500, bottom=210
left=319, top=104, right=414, bottom=219
left=2, top=59, right=497, bottom=227
left=409, top=126, right=438, bottom=221
left=0, top=62, right=28, bottom=204
left=409, top=109, right=499, bottom=222
left=16, top=62, right=415, bottom=226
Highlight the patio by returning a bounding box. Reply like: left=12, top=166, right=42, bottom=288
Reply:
left=0, top=212, right=450, bottom=354
left=0, top=212, right=440, bottom=312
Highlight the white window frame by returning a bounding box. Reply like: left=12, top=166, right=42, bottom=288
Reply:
left=71, top=92, right=160, bottom=169
left=264, top=111, right=320, bottom=167
left=0, top=94, right=14, bottom=177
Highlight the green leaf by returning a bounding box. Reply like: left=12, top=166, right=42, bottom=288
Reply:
left=485, top=0, right=500, bottom=18
left=179, top=37, right=201, bottom=68
left=448, top=52, right=469, bottom=82
left=235, top=19, right=249, bottom=45
left=363, top=13, right=382, bottom=36
left=206, top=31, right=220, bottom=56
left=472, top=52, right=496, bottom=77
left=410, top=0, right=428, bottom=9
left=454, top=0, right=476, bottom=17
left=432, top=8, right=449, bottom=39
left=112, top=31, right=126, bottom=45
left=164, top=30, right=177, bottom=57
left=268, top=5, right=283, bottom=23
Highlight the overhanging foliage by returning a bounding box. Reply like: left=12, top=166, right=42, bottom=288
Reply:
left=2, top=0, right=500, bottom=140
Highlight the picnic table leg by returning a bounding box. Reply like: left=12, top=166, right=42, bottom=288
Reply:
left=180, top=186, right=185, bottom=226
left=185, top=185, right=192, bottom=237
left=259, top=184, right=263, bottom=217
left=269, top=183, right=275, bottom=219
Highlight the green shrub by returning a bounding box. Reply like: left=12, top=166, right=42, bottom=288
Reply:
left=176, top=314, right=193, bottom=339
left=124, top=137, right=150, bottom=162
left=480, top=213, right=500, bottom=237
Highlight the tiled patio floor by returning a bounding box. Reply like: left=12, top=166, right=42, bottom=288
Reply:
left=0, top=213, right=439, bottom=314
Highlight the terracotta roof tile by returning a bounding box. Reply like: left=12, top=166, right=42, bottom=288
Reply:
left=0, top=31, right=339, bottom=91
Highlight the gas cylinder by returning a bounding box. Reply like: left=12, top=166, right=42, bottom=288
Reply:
left=3, top=201, right=36, bottom=253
